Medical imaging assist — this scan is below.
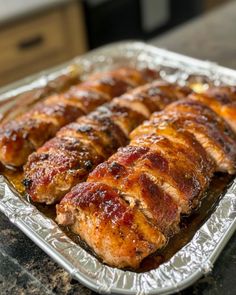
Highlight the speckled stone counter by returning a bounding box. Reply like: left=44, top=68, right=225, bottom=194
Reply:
left=1, top=1, right=236, bottom=294
left=1, top=210, right=236, bottom=295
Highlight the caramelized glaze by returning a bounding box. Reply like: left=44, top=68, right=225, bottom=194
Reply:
left=1, top=166, right=233, bottom=272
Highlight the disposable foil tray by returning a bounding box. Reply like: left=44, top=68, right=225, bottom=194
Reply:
left=0, top=41, right=236, bottom=295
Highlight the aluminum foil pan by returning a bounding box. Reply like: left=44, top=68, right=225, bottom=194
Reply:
left=0, top=41, right=236, bottom=295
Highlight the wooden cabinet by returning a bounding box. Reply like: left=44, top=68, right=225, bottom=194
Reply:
left=0, top=1, right=87, bottom=86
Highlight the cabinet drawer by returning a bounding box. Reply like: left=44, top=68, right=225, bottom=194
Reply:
left=0, top=10, right=67, bottom=73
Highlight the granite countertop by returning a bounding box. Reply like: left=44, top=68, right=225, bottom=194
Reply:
left=1, top=1, right=236, bottom=294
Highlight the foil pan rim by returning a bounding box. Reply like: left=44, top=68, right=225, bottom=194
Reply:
left=0, top=41, right=236, bottom=295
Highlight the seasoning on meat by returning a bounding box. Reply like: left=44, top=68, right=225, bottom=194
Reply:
left=24, top=81, right=191, bottom=204
left=0, top=67, right=156, bottom=167
left=56, top=98, right=236, bottom=269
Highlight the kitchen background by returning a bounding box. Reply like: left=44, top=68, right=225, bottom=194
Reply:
left=0, top=0, right=232, bottom=86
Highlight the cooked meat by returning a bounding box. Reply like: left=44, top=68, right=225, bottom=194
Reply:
left=87, top=148, right=181, bottom=236
left=88, top=133, right=214, bottom=217
left=131, top=125, right=214, bottom=179
left=23, top=105, right=134, bottom=204
left=132, top=100, right=236, bottom=174
left=189, top=86, right=236, bottom=133
left=57, top=98, right=236, bottom=269
left=205, top=86, right=236, bottom=101
left=117, top=80, right=192, bottom=114
left=56, top=182, right=166, bottom=269
left=24, top=81, right=191, bottom=204
left=164, top=100, right=236, bottom=173
left=0, top=67, right=155, bottom=167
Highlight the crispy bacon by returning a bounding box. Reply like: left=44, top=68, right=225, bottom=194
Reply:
left=56, top=182, right=166, bottom=269
left=0, top=67, right=156, bottom=167
left=57, top=99, right=236, bottom=269
left=24, top=81, right=191, bottom=204
left=189, top=86, right=236, bottom=133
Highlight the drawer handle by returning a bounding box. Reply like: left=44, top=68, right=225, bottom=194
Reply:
left=18, top=35, right=44, bottom=50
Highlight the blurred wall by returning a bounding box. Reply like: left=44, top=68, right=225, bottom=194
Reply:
left=204, top=0, right=233, bottom=10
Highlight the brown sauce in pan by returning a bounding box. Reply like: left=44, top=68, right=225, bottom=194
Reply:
left=1, top=167, right=234, bottom=273
left=140, top=173, right=234, bottom=272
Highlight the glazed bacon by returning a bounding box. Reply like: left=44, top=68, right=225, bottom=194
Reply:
left=24, top=81, right=191, bottom=204
left=56, top=182, right=166, bottom=269
left=189, top=86, right=236, bottom=133
left=0, top=67, right=155, bottom=167
left=144, top=100, right=236, bottom=174
left=56, top=99, right=236, bottom=269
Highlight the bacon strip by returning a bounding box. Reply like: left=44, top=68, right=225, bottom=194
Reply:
left=0, top=67, right=156, bottom=167
left=56, top=98, right=236, bottom=269
left=24, top=81, right=191, bottom=204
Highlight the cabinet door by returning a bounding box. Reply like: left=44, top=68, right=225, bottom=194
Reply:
left=0, top=2, right=87, bottom=86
